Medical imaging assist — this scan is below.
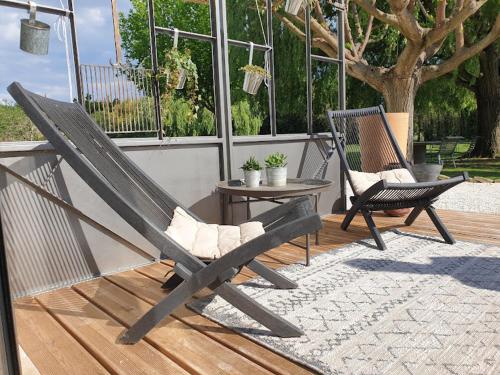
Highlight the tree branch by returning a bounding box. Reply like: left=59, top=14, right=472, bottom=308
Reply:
left=358, top=14, right=375, bottom=57
left=351, top=0, right=400, bottom=29
left=388, top=0, right=426, bottom=41
left=422, top=13, right=500, bottom=82
left=425, top=0, right=488, bottom=47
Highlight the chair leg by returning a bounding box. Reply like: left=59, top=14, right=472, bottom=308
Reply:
left=246, top=259, right=297, bottom=289
left=361, top=210, right=386, bottom=250
left=405, top=206, right=424, bottom=226
left=341, top=207, right=358, bottom=230
left=120, top=272, right=303, bottom=344
left=425, top=206, right=456, bottom=244
left=215, top=283, right=303, bottom=337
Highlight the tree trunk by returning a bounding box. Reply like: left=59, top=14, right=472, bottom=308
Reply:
left=381, top=75, right=419, bottom=161
left=473, top=41, right=500, bottom=158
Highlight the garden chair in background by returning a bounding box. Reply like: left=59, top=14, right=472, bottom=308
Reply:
left=9, top=82, right=323, bottom=343
left=328, top=106, right=467, bottom=250
left=426, top=136, right=460, bottom=167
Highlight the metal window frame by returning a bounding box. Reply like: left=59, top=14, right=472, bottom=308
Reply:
left=0, top=213, right=21, bottom=375
left=0, top=0, right=83, bottom=104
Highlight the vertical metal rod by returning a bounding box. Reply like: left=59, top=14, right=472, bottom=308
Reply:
left=337, top=1, right=347, bottom=211
left=67, top=0, right=82, bottom=103
left=337, top=1, right=346, bottom=111
left=147, top=0, right=163, bottom=140
left=0, top=214, right=21, bottom=375
left=305, top=5, right=313, bottom=135
left=265, top=0, right=277, bottom=136
left=214, top=0, right=233, bottom=179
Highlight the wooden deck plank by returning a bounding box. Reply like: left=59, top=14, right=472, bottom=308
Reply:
left=36, top=288, right=188, bottom=375
left=73, top=278, right=272, bottom=375
left=105, top=270, right=314, bottom=375
left=14, top=298, right=109, bottom=375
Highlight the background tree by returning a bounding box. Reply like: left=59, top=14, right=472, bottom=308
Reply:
left=278, top=0, right=500, bottom=155
left=455, top=0, right=499, bottom=156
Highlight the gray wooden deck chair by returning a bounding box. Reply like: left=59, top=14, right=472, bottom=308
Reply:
left=9, top=82, right=322, bottom=343
left=327, top=106, right=467, bottom=250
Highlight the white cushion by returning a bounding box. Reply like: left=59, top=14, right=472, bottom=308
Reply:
left=349, top=168, right=415, bottom=196
left=165, top=207, right=265, bottom=259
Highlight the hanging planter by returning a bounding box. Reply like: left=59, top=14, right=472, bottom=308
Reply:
left=240, top=42, right=270, bottom=95
left=160, top=29, right=198, bottom=99
left=176, top=68, right=187, bottom=90
left=284, top=0, right=304, bottom=15
left=20, top=2, right=50, bottom=55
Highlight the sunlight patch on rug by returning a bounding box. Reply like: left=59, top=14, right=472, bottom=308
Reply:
left=189, top=231, right=500, bottom=374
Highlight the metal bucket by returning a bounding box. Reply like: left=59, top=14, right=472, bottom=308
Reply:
left=176, top=68, right=187, bottom=90
left=243, top=71, right=264, bottom=95
left=284, top=0, right=304, bottom=15
left=20, top=3, right=50, bottom=56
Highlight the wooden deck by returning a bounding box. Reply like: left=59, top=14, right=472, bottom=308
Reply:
left=14, top=210, right=500, bottom=375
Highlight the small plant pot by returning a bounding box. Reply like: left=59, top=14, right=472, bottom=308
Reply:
left=244, top=170, right=261, bottom=188
left=176, top=69, right=187, bottom=90
left=243, top=71, right=265, bottom=95
left=284, top=0, right=304, bottom=15
left=20, top=18, right=50, bottom=55
left=411, top=163, right=443, bottom=182
left=266, top=167, right=287, bottom=187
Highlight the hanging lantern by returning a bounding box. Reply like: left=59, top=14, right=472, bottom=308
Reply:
left=20, top=2, right=50, bottom=55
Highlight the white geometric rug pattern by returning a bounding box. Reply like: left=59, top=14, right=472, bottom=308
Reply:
left=189, top=231, right=500, bottom=374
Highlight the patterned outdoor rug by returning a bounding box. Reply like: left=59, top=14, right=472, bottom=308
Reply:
left=189, top=231, right=500, bottom=374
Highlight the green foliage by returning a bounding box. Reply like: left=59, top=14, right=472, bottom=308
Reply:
left=265, top=152, right=288, bottom=168
left=241, top=156, right=262, bottom=171
left=232, top=100, right=263, bottom=135
left=240, top=64, right=271, bottom=78
left=0, top=104, right=44, bottom=142
left=160, top=48, right=199, bottom=102
left=161, top=96, right=215, bottom=137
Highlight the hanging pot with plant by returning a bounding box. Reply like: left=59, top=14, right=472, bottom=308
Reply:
left=160, top=29, right=198, bottom=93
left=284, top=0, right=304, bottom=15
left=241, top=156, right=262, bottom=188
left=265, top=152, right=288, bottom=187
left=240, top=42, right=270, bottom=95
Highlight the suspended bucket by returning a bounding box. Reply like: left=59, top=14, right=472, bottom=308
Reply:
left=243, top=71, right=265, bottom=95
left=20, top=2, right=50, bottom=55
left=176, top=68, right=187, bottom=90
left=284, top=0, right=304, bottom=16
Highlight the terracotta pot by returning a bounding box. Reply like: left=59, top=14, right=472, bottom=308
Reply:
left=384, top=113, right=410, bottom=217
left=358, top=112, right=409, bottom=173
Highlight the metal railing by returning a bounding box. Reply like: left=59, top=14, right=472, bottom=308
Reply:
left=80, top=64, right=157, bottom=134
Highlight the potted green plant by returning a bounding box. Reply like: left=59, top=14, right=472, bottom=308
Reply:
left=240, top=64, right=270, bottom=95
left=265, top=152, right=287, bottom=187
left=241, top=156, right=262, bottom=188
left=161, top=48, right=198, bottom=92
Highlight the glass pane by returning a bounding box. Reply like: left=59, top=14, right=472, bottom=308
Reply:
left=158, top=38, right=217, bottom=137
left=312, top=61, right=338, bottom=132
left=273, top=18, right=307, bottom=133
left=227, top=0, right=268, bottom=46
left=229, top=46, right=270, bottom=135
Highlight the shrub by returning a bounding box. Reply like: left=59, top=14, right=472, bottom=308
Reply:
left=232, top=100, right=263, bottom=135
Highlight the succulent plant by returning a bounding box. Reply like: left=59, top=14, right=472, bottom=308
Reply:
left=265, top=152, right=288, bottom=168
left=241, top=156, right=263, bottom=171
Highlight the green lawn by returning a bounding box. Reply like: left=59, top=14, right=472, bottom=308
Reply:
left=442, top=157, right=500, bottom=180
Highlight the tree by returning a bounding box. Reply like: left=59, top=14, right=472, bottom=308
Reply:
left=278, top=0, right=500, bottom=155
left=455, top=0, right=499, bottom=156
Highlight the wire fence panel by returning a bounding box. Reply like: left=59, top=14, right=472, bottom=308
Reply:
left=80, top=64, right=157, bottom=135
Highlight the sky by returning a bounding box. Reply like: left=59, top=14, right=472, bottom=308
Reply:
left=0, top=0, right=132, bottom=103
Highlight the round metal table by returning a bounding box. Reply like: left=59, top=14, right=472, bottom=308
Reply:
left=217, top=178, right=333, bottom=266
